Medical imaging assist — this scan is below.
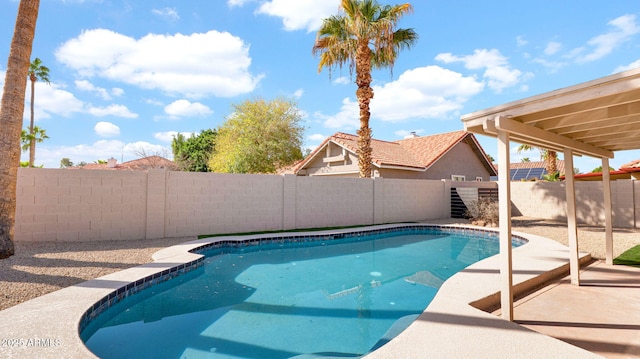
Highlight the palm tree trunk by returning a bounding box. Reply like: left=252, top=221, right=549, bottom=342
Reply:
left=29, top=74, right=35, bottom=167
left=547, top=150, right=558, bottom=174
left=0, top=0, right=40, bottom=259
left=355, top=40, right=373, bottom=178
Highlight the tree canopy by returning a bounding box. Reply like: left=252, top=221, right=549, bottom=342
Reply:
left=172, top=129, right=217, bottom=172
left=209, top=98, right=305, bottom=174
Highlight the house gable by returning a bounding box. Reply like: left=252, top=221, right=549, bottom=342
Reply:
left=297, top=131, right=496, bottom=180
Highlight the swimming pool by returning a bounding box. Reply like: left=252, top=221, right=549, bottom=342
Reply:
left=81, top=226, right=525, bottom=358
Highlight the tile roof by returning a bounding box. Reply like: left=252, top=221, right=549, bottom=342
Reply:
left=329, top=132, right=424, bottom=169
left=620, top=159, right=640, bottom=171
left=70, top=156, right=177, bottom=171
left=296, top=130, right=495, bottom=174
left=394, top=131, right=469, bottom=168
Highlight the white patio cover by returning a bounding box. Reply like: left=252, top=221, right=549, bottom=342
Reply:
left=461, top=67, right=640, bottom=320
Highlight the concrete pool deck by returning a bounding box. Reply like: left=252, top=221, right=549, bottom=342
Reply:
left=0, top=224, right=623, bottom=358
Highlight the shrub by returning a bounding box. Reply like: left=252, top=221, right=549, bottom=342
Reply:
left=464, top=197, right=499, bottom=226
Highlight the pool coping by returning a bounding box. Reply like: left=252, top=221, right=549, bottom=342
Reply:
left=0, top=223, right=599, bottom=358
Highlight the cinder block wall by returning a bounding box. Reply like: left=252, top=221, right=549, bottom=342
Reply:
left=510, top=180, right=637, bottom=228
left=16, top=168, right=147, bottom=241
left=15, top=169, right=450, bottom=242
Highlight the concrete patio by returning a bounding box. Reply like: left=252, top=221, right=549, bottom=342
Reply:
left=512, top=260, right=640, bottom=358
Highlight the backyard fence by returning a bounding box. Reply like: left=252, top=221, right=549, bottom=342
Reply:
left=14, top=168, right=640, bottom=242
left=15, top=168, right=452, bottom=242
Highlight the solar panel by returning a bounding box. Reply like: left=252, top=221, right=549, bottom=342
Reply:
left=497, top=166, right=552, bottom=181
left=511, top=168, right=530, bottom=181
left=528, top=168, right=544, bottom=178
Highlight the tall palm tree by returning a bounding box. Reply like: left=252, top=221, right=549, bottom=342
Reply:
left=0, top=0, right=41, bottom=259
left=313, top=0, right=417, bottom=178
left=27, top=57, right=50, bottom=167
left=20, top=126, right=49, bottom=160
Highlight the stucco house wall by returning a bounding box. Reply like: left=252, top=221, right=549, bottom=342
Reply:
left=371, top=143, right=490, bottom=181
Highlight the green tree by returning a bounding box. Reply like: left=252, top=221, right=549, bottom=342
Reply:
left=20, top=126, right=48, bottom=160
left=209, top=98, right=304, bottom=174
left=27, top=57, right=50, bottom=167
left=591, top=165, right=615, bottom=173
left=313, top=0, right=417, bottom=178
left=172, top=129, right=217, bottom=172
left=0, top=0, right=41, bottom=259
left=521, top=157, right=530, bottom=162
left=516, top=144, right=558, bottom=176
left=60, top=157, right=74, bottom=168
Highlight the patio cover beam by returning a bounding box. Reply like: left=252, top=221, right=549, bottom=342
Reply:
left=497, top=126, right=513, bottom=321
left=494, top=116, right=613, bottom=158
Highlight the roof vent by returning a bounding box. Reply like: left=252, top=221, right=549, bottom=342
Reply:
left=107, top=157, right=117, bottom=168
left=404, top=131, right=419, bottom=139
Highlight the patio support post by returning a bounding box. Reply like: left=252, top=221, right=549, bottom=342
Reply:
left=564, top=148, right=580, bottom=285
left=497, top=126, right=514, bottom=321
left=602, top=157, right=614, bottom=264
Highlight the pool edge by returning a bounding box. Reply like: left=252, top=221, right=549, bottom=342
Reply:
left=0, top=224, right=596, bottom=358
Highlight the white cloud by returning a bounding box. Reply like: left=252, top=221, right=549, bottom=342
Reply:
left=516, top=35, right=528, bottom=47
left=532, top=58, right=567, bottom=73
left=544, top=41, right=562, bottom=55
left=307, top=133, right=326, bottom=142
left=164, top=99, right=213, bottom=119
left=614, top=59, right=640, bottom=73
left=154, top=131, right=194, bottom=142
left=573, top=14, right=640, bottom=63
left=256, top=0, right=341, bottom=32
left=333, top=76, right=350, bottom=85
left=123, top=141, right=170, bottom=158
left=152, top=7, right=179, bottom=22
left=94, top=121, right=120, bottom=137
left=55, top=29, right=264, bottom=98
left=315, top=98, right=359, bottom=129
left=111, top=88, right=124, bottom=97
left=436, top=49, right=526, bottom=92
left=317, top=65, right=484, bottom=128
left=371, top=66, right=484, bottom=122
left=87, top=104, right=138, bottom=118
left=26, top=81, right=85, bottom=120
left=75, top=79, right=112, bottom=100
left=291, top=89, right=304, bottom=99
left=227, top=0, right=253, bottom=7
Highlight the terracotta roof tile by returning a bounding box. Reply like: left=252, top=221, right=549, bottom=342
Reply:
left=621, top=159, right=640, bottom=170
left=394, top=131, right=468, bottom=168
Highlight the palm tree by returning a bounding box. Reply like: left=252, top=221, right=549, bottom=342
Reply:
left=0, top=0, right=41, bottom=259
left=313, top=0, right=417, bottom=178
left=516, top=144, right=558, bottom=175
left=27, top=57, right=50, bottom=167
left=20, top=126, right=49, bottom=162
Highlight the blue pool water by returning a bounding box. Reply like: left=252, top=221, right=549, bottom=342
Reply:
left=82, top=227, right=516, bottom=358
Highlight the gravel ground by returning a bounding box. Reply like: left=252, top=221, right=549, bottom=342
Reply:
left=1, top=217, right=639, bottom=312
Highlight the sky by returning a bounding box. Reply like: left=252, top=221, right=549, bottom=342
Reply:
left=1, top=0, right=640, bottom=173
